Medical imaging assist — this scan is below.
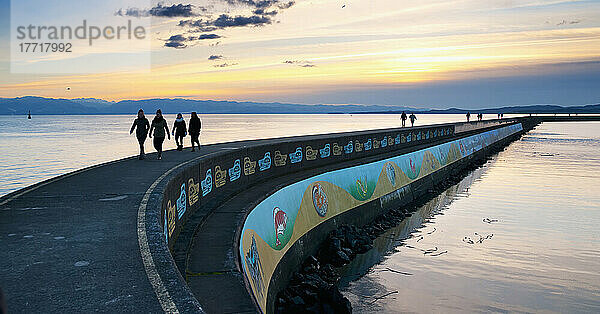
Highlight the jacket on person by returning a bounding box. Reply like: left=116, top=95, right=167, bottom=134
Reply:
left=130, top=117, right=150, bottom=139
left=188, top=116, right=201, bottom=135
left=173, top=118, right=187, bottom=137
left=151, top=117, right=169, bottom=138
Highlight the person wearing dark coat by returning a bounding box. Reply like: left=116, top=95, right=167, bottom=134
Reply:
left=130, top=109, right=150, bottom=160
left=409, top=113, right=417, bottom=127
left=149, top=109, right=170, bottom=160
left=188, top=112, right=202, bottom=152
left=401, top=111, right=407, bottom=127
left=172, top=113, right=187, bottom=151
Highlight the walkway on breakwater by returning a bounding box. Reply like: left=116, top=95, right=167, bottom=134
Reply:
left=0, top=123, right=462, bottom=313
left=1, top=116, right=598, bottom=313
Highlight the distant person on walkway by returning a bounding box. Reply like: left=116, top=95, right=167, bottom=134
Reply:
left=466, top=112, right=471, bottom=122
left=149, top=109, right=170, bottom=160
left=409, top=113, right=417, bottom=127
left=498, top=113, right=501, bottom=119
left=479, top=113, right=483, bottom=121
left=501, top=113, right=504, bottom=119
left=401, top=111, right=407, bottom=127
left=188, top=112, right=202, bottom=152
left=129, top=109, right=150, bottom=160
left=172, top=113, right=187, bottom=151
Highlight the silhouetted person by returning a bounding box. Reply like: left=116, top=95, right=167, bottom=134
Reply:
left=130, top=109, right=150, bottom=160
left=498, top=113, right=501, bottom=119
left=466, top=112, right=471, bottom=122
left=149, top=109, right=170, bottom=160
left=501, top=113, right=504, bottom=118
left=409, top=113, right=417, bottom=127
left=172, top=113, right=187, bottom=151
left=401, top=111, right=407, bottom=127
left=188, top=112, right=202, bottom=152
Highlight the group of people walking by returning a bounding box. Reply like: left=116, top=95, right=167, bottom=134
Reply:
left=466, top=112, right=485, bottom=122
left=129, top=109, right=202, bottom=160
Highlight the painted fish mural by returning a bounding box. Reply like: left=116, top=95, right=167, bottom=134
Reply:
left=229, top=159, right=241, bottom=181
left=245, top=235, right=265, bottom=302
left=258, top=152, right=272, bottom=171
left=312, top=183, right=328, bottom=217
left=364, top=139, right=372, bottom=150
left=343, top=141, right=353, bottom=154
left=201, top=169, right=212, bottom=196
left=320, top=144, right=331, bottom=158
left=273, top=207, right=288, bottom=247
left=274, top=151, right=287, bottom=167
left=385, top=162, right=396, bottom=187
left=289, top=147, right=303, bottom=163
left=176, top=183, right=186, bottom=219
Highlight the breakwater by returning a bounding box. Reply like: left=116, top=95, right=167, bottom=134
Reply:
left=1, top=116, right=555, bottom=313
left=238, top=123, right=524, bottom=312
left=159, top=118, right=537, bottom=313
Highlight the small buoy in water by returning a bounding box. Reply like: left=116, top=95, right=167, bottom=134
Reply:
left=28, top=110, right=31, bottom=119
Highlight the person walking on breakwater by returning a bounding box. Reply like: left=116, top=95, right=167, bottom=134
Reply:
left=409, top=113, right=417, bottom=127
left=149, top=109, right=170, bottom=160
left=130, top=109, right=150, bottom=160
left=188, top=112, right=201, bottom=152
left=172, top=113, right=187, bottom=151
left=401, top=111, right=407, bottom=127
left=466, top=112, right=471, bottom=122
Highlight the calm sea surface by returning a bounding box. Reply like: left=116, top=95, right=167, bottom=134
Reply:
left=0, top=113, right=498, bottom=196
left=339, top=122, right=600, bottom=313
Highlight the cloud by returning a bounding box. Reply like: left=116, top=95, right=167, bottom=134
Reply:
left=212, top=14, right=273, bottom=28
left=208, top=55, right=223, bottom=60
left=556, top=19, right=581, bottom=26
left=277, top=1, right=295, bottom=9
left=164, top=34, right=188, bottom=48
left=178, top=14, right=273, bottom=33
left=165, top=0, right=296, bottom=48
left=149, top=4, right=197, bottom=17
left=164, top=34, right=221, bottom=48
left=225, top=0, right=279, bottom=9
left=116, top=3, right=200, bottom=18
left=195, top=34, right=222, bottom=40
left=214, top=63, right=238, bottom=68
left=283, top=60, right=316, bottom=67
left=253, top=8, right=278, bottom=15
left=115, top=8, right=148, bottom=18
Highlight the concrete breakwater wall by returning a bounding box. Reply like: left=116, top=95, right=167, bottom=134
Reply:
left=238, top=123, right=523, bottom=312
left=156, top=118, right=529, bottom=312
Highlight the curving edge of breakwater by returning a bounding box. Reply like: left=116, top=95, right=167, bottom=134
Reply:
left=152, top=117, right=541, bottom=313
left=239, top=123, right=524, bottom=313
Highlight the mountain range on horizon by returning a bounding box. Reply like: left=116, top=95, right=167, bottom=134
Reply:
left=1, top=96, right=599, bottom=115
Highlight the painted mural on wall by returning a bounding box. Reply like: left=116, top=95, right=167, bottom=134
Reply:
left=239, top=123, right=523, bottom=312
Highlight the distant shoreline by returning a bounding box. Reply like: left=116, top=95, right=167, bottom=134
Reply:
left=2, top=112, right=598, bottom=116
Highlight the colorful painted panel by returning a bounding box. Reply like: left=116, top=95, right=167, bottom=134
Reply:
left=239, top=123, right=523, bottom=312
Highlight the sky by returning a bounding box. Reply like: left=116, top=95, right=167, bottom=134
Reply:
left=0, top=0, right=599, bottom=109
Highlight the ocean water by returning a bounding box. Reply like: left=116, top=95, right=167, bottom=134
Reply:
left=0, top=113, right=500, bottom=196
left=339, top=122, right=600, bottom=313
